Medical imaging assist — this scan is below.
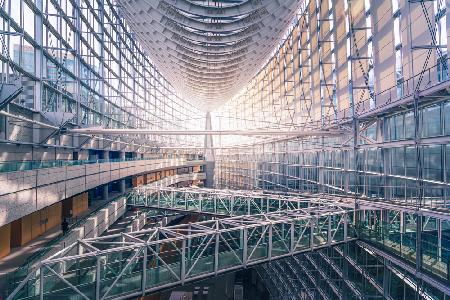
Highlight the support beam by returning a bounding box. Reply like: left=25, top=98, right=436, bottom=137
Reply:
left=67, top=128, right=346, bottom=137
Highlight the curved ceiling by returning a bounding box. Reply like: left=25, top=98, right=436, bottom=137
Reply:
left=118, top=0, right=302, bottom=110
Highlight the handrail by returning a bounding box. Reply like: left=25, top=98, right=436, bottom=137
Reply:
left=6, top=193, right=127, bottom=290
left=0, top=155, right=204, bottom=173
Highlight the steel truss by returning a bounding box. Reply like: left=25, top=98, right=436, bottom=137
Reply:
left=0, top=0, right=205, bottom=154
left=214, top=0, right=450, bottom=190
left=117, top=0, right=305, bottom=108
left=8, top=187, right=450, bottom=299
left=257, top=239, right=448, bottom=300
left=127, top=187, right=355, bottom=216
left=8, top=189, right=356, bottom=300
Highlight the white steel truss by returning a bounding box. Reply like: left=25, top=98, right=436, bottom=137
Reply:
left=67, top=128, right=346, bottom=137
left=7, top=189, right=356, bottom=300
left=127, top=186, right=355, bottom=216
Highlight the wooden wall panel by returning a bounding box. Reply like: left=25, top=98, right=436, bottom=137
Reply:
left=72, top=192, right=89, bottom=217
left=132, top=175, right=145, bottom=187
left=47, top=202, right=62, bottom=229
left=10, top=213, right=32, bottom=247
left=10, top=201, right=63, bottom=248
left=31, top=211, right=44, bottom=240
left=0, top=223, right=11, bottom=259
left=62, top=197, right=74, bottom=219
left=146, top=172, right=156, bottom=183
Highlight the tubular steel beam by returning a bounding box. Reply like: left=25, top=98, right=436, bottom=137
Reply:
left=67, top=128, right=347, bottom=137
left=128, top=186, right=355, bottom=216
left=7, top=188, right=355, bottom=300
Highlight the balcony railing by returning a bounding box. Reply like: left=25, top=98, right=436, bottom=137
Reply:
left=0, top=155, right=204, bottom=173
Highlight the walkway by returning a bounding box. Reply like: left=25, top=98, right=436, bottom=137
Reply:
left=1, top=189, right=128, bottom=297
left=127, top=186, right=355, bottom=216
left=7, top=189, right=355, bottom=300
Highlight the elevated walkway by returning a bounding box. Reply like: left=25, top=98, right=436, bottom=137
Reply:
left=7, top=189, right=356, bottom=300
left=127, top=186, right=355, bottom=216
left=8, top=188, right=450, bottom=299
left=4, top=175, right=204, bottom=298
left=0, top=157, right=204, bottom=227
left=0, top=191, right=119, bottom=290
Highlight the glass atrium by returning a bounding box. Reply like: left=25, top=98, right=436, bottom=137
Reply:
left=0, top=0, right=449, bottom=299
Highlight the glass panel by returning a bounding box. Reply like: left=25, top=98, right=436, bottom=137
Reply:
left=445, top=102, right=450, bottom=135
left=404, top=112, right=415, bottom=139
left=422, top=105, right=442, bottom=137
left=423, top=145, right=443, bottom=181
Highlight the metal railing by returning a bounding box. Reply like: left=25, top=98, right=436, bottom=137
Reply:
left=333, top=62, right=450, bottom=125
left=0, top=155, right=204, bottom=173
left=6, top=195, right=127, bottom=292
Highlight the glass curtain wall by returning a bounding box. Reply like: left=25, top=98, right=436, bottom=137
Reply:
left=0, top=0, right=204, bottom=149
left=213, top=0, right=450, bottom=212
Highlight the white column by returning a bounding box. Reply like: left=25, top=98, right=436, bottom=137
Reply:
left=102, top=184, right=109, bottom=201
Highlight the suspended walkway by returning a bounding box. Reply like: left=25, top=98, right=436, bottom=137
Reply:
left=7, top=188, right=356, bottom=300
left=127, top=186, right=355, bottom=216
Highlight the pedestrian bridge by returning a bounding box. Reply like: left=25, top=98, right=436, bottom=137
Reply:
left=8, top=188, right=357, bottom=300
left=128, top=186, right=355, bottom=216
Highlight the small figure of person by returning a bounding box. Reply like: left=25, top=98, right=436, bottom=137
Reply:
left=61, top=218, right=69, bottom=235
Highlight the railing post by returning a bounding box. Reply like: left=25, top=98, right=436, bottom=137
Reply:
left=230, top=196, right=234, bottom=216
left=416, top=215, right=423, bottom=271
left=144, top=189, right=148, bottom=207
left=438, top=219, right=442, bottom=262
left=181, top=239, right=186, bottom=284
left=157, top=190, right=160, bottom=208
left=268, top=223, right=273, bottom=260
left=327, top=216, right=332, bottom=246
left=187, top=224, right=192, bottom=261
left=290, top=222, right=295, bottom=254
left=243, top=227, right=248, bottom=266
left=39, top=265, right=44, bottom=300
left=344, top=212, right=348, bottom=241
left=96, top=256, right=101, bottom=300
left=142, top=246, right=147, bottom=295
left=214, top=230, right=219, bottom=275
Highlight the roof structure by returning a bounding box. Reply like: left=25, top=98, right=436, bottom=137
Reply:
left=118, top=0, right=303, bottom=110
